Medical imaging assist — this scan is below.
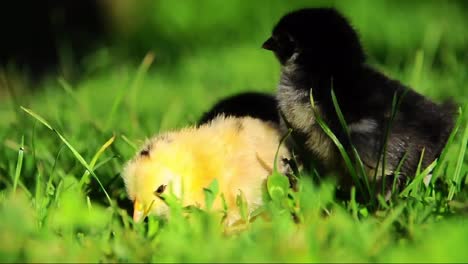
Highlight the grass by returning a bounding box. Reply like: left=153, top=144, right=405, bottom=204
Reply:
left=0, top=0, right=468, bottom=262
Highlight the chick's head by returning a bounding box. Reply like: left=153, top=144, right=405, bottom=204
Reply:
left=122, top=134, right=189, bottom=222
left=262, top=8, right=365, bottom=72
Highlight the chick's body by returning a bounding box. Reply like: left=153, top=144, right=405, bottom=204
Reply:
left=263, top=8, right=456, bottom=194
left=122, top=116, right=290, bottom=224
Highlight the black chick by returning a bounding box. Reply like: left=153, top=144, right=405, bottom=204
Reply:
left=262, top=8, right=456, bottom=193
left=198, top=92, right=280, bottom=125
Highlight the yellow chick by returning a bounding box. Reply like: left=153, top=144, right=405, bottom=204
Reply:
left=121, top=115, right=291, bottom=225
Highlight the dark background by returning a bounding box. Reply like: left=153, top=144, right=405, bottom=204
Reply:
left=1, top=0, right=467, bottom=84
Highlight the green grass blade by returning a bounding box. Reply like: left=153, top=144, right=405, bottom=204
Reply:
left=79, top=135, right=115, bottom=186
left=203, top=179, right=219, bottom=210
left=392, top=151, right=408, bottom=194
left=376, top=92, right=398, bottom=193
left=236, top=190, right=249, bottom=222
left=46, top=144, right=66, bottom=197
left=372, top=89, right=408, bottom=197
left=331, top=88, right=371, bottom=198
left=21, top=107, right=86, bottom=166
left=432, top=106, right=463, bottom=181
left=410, top=50, right=424, bottom=88
left=415, top=148, right=426, bottom=177
left=372, top=204, right=405, bottom=242
left=310, top=89, right=365, bottom=197
left=330, top=88, right=350, bottom=138
left=121, top=134, right=138, bottom=150
left=12, top=135, right=25, bottom=193
left=58, top=77, right=79, bottom=102
left=351, top=146, right=372, bottom=196
left=106, top=81, right=130, bottom=131
left=349, top=186, right=359, bottom=220
left=106, top=52, right=155, bottom=131
left=93, top=155, right=118, bottom=171
left=273, top=128, right=292, bottom=173
left=267, top=128, right=292, bottom=204
left=448, top=120, right=468, bottom=200
left=130, top=52, right=155, bottom=110
left=34, top=165, right=43, bottom=212
left=21, top=107, right=53, bottom=130
left=90, top=136, right=115, bottom=169
left=21, top=106, right=113, bottom=205
left=400, top=158, right=437, bottom=198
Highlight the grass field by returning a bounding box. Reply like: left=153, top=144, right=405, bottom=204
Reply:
left=0, top=0, right=467, bottom=262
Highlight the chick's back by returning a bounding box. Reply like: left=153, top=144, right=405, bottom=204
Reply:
left=191, top=116, right=290, bottom=210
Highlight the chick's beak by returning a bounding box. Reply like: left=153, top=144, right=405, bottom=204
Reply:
left=262, top=37, right=275, bottom=51
left=133, top=200, right=145, bottom=222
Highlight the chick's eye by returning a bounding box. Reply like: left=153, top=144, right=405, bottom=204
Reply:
left=279, top=34, right=294, bottom=45
left=154, top=184, right=167, bottom=195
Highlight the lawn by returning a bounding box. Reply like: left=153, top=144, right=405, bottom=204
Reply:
left=0, top=0, right=467, bottom=262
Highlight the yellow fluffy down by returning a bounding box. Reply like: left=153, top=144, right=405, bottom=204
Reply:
left=121, top=115, right=291, bottom=225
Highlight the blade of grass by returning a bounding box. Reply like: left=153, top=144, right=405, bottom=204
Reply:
left=21, top=106, right=113, bottom=205
left=351, top=146, right=371, bottom=192
left=331, top=88, right=371, bottom=199
left=30, top=120, right=47, bottom=216
left=107, top=52, right=155, bottom=131
left=448, top=120, right=468, bottom=200
left=93, top=155, right=118, bottom=171
left=410, top=50, right=424, bottom=88
left=89, top=136, right=115, bottom=167
left=203, top=179, right=219, bottom=210
left=106, top=80, right=130, bottom=131
left=349, top=186, right=359, bottom=220
left=330, top=88, right=350, bottom=138
left=79, top=135, right=115, bottom=186
left=392, top=151, right=408, bottom=195
left=432, top=106, right=463, bottom=181
left=415, top=148, right=426, bottom=177
left=31, top=119, right=41, bottom=203
left=371, top=204, right=405, bottom=243
left=58, top=77, right=79, bottom=102
left=381, top=94, right=398, bottom=194
left=46, top=144, right=66, bottom=196
left=35, top=163, right=44, bottom=213
left=377, top=194, right=390, bottom=210
left=273, top=128, right=292, bottom=173
left=377, top=93, right=397, bottom=195
left=400, top=158, right=437, bottom=198
left=130, top=52, right=155, bottom=112
left=121, top=134, right=138, bottom=150
left=267, top=128, right=292, bottom=204
left=87, top=196, right=92, bottom=211
left=373, top=89, right=408, bottom=196
left=12, top=135, right=24, bottom=193
left=310, top=88, right=365, bottom=197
